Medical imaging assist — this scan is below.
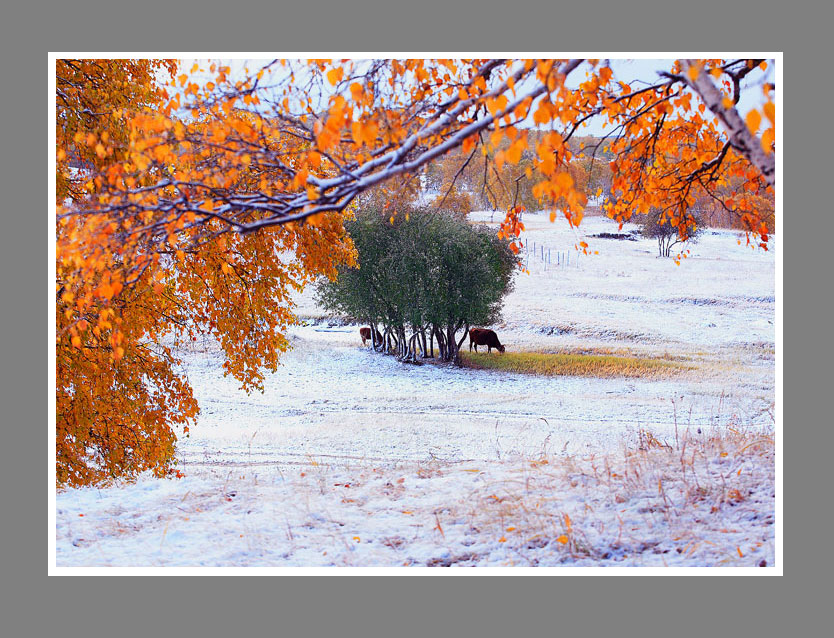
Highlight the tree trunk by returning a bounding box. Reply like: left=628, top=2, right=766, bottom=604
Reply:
left=446, top=324, right=460, bottom=364
left=454, top=321, right=469, bottom=365
left=372, top=321, right=383, bottom=351
left=398, top=326, right=407, bottom=359
left=457, top=321, right=469, bottom=352
left=681, top=60, right=775, bottom=188
left=384, top=327, right=397, bottom=354
left=433, top=325, right=446, bottom=360
left=407, top=333, right=420, bottom=362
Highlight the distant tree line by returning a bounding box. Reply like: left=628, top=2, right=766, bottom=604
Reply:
left=421, top=133, right=616, bottom=215
left=316, top=206, right=516, bottom=364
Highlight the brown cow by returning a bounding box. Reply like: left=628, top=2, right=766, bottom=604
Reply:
left=469, top=328, right=505, bottom=353
left=359, top=326, right=382, bottom=346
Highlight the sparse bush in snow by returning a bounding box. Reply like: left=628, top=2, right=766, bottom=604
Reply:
left=640, top=207, right=704, bottom=258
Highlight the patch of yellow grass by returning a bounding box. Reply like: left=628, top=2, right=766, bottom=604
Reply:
left=460, top=350, right=692, bottom=379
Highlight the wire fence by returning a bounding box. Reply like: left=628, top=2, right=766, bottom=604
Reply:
left=522, top=239, right=581, bottom=271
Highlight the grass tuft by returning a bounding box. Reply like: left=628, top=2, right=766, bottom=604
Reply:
left=460, top=350, right=692, bottom=379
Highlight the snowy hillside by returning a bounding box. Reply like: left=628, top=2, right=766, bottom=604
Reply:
left=56, top=213, right=777, bottom=568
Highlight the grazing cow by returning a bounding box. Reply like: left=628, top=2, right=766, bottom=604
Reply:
left=359, top=326, right=382, bottom=346
left=469, top=328, right=505, bottom=353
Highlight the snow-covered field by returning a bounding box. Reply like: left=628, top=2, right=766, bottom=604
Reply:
left=55, top=213, right=777, bottom=568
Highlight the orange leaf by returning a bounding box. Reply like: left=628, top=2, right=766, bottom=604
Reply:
left=746, top=109, right=762, bottom=134
left=556, top=535, right=569, bottom=544
left=555, top=172, right=574, bottom=191
left=533, top=101, right=552, bottom=125
left=361, top=120, right=379, bottom=146
left=761, top=127, right=775, bottom=153
left=307, top=212, right=325, bottom=226
left=486, top=95, right=508, bottom=116
left=494, top=150, right=505, bottom=171
left=326, top=68, right=344, bottom=86
left=763, top=101, right=775, bottom=124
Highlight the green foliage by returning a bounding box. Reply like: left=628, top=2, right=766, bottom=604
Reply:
left=317, top=206, right=516, bottom=362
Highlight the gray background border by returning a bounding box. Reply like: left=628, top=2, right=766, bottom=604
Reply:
left=3, top=0, right=830, bottom=636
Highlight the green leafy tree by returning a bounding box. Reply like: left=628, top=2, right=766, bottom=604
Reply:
left=317, top=206, right=516, bottom=363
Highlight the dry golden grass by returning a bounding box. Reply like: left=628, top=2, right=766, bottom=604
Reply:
left=460, top=350, right=692, bottom=379
left=453, top=423, right=776, bottom=566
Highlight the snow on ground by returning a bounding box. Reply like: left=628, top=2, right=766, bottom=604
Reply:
left=56, top=213, right=776, bottom=568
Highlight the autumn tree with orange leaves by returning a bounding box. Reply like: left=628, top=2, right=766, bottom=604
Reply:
left=56, top=59, right=356, bottom=485
left=56, top=57, right=775, bottom=485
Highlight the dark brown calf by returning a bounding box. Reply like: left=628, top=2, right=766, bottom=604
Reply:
left=468, top=328, right=505, bottom=353
left=359, top=326, right=382, bottom=346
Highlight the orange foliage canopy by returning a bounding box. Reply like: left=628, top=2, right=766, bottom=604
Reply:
left=56, top=60, right=356, bottom=485
left=55, top=57, right=775, bottom=484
